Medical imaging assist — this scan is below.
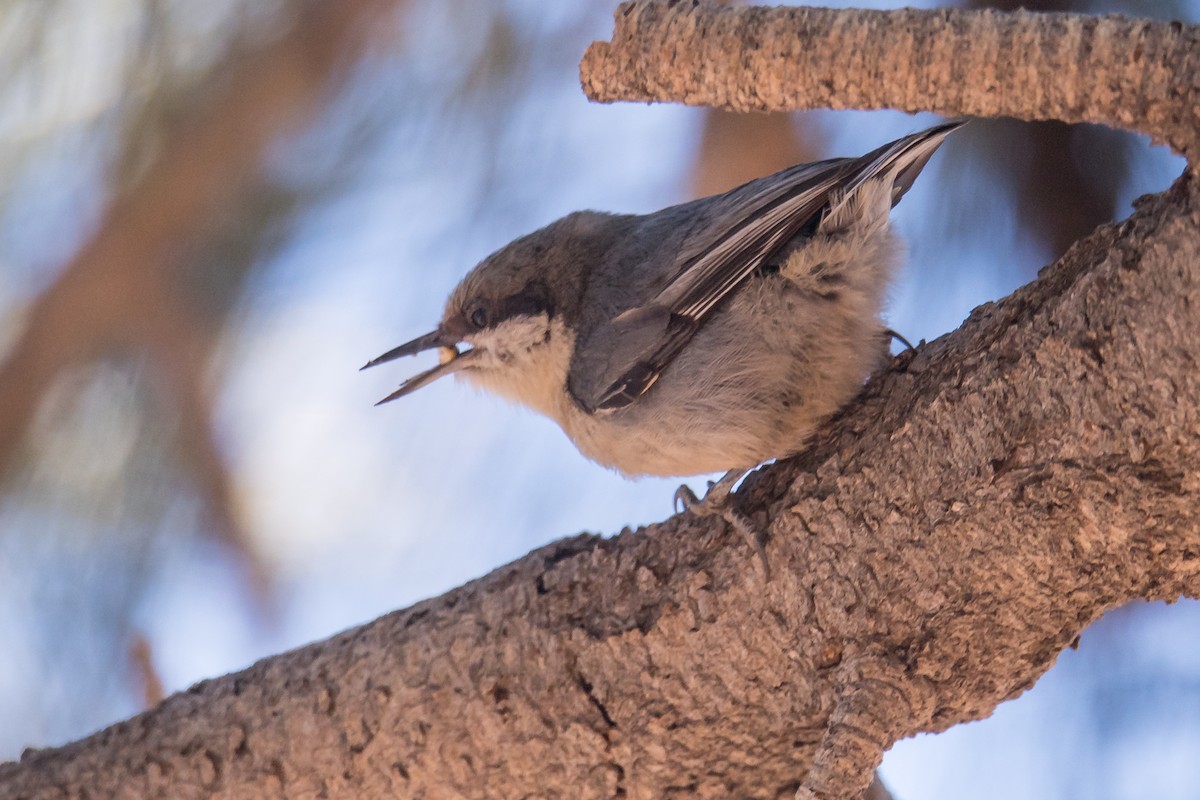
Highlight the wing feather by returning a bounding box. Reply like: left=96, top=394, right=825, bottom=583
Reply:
left=576, top=121, right=964, bottom=413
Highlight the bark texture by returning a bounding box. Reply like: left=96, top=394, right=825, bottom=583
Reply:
left=4, top=3, right=1200, bottom=800
left=582, top=2, right=1200, bottom=159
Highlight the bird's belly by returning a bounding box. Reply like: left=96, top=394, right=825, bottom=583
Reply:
left=560, top=277, right=885, bottom=478
left=566, top=408, right=812, bottom=477
left=562, top=354, right=849, bottom=478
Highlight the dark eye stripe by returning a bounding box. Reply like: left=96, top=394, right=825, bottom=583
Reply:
left=460, top=282, right=554, bottom=333
left=499, top=289, right=552, bottom=321
left=467, top=283, right=553, bottom=330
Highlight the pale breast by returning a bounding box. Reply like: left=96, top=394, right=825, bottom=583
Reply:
left=558, top=272, right=887, bottom=478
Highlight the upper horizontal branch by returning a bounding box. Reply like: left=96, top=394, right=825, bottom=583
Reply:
left=582, top=1, right=1200, bottom=160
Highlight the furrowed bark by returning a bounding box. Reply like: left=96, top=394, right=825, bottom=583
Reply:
left=4, top=174, right=1198, bottom=800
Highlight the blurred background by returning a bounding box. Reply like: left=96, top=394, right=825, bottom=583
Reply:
left=0, top=0, right=1196, bottom=797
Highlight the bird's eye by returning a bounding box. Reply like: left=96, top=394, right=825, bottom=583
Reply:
left=469, top=306, right=489, bottom=329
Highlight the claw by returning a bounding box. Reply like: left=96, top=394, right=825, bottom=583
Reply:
left=674, top=469, right=770, bottom=580
left=884, top=327, right=915, bottom=352
left=673, top=484, right=701, bottom=515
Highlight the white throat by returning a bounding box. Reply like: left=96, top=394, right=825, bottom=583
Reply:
left=458, top=315, right=575, bottom=421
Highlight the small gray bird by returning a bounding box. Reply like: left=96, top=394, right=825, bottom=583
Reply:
left=364, top=121, right=961, bottom=553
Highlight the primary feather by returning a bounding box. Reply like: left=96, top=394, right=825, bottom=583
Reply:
left=570, top=120, right=963, bottom=414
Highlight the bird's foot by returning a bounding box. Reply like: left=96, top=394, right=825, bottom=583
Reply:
left=674, top=469, right=769, bottom=580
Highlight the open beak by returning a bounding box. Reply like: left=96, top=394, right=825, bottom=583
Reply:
left=361, top=328, right=477, bottom=405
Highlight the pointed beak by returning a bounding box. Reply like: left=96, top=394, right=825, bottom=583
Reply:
left=362, top=328, right=477, bottom=405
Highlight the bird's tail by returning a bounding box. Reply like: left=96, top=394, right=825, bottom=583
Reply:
left=838, top=119, right=966, bottom=214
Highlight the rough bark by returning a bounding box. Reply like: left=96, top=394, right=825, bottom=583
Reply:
left=4, top=3, right=1200, bottom=799
left=582, top=2, right=1200, bottom=159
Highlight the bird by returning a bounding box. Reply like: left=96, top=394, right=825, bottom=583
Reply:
left=364, top=121, right=962, bottom=572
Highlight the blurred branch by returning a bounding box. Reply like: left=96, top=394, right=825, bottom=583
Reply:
left=0, top=0, right=396, bottom=578
left=963, top=1, right=1131, bottom=264
left=127, top=634, right=164, bottom=710
left=976, top=119, right=1129, bottom=259
left=690, top=109, right=822, bottom=197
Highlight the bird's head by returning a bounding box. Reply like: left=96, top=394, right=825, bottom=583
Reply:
left=363, top=212, right=614, bottom=417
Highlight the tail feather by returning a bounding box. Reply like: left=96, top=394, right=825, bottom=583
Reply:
left=860, top=119, right=964, bottom=203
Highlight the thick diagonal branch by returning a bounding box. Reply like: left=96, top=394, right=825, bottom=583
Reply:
left=3, top=159, right=1198, bottom=800
left=582, top=1, right=1200, bottom=159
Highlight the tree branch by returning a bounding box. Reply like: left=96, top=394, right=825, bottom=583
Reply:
left=581, top=1, right=1200, bottom=159
left=4, top=3, right=1200, bottom=799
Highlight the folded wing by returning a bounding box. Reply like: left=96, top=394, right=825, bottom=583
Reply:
left=572, top=120, right=963, bottom=413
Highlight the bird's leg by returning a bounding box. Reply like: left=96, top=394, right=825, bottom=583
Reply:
left=674, top=468, right=769, bottom=580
